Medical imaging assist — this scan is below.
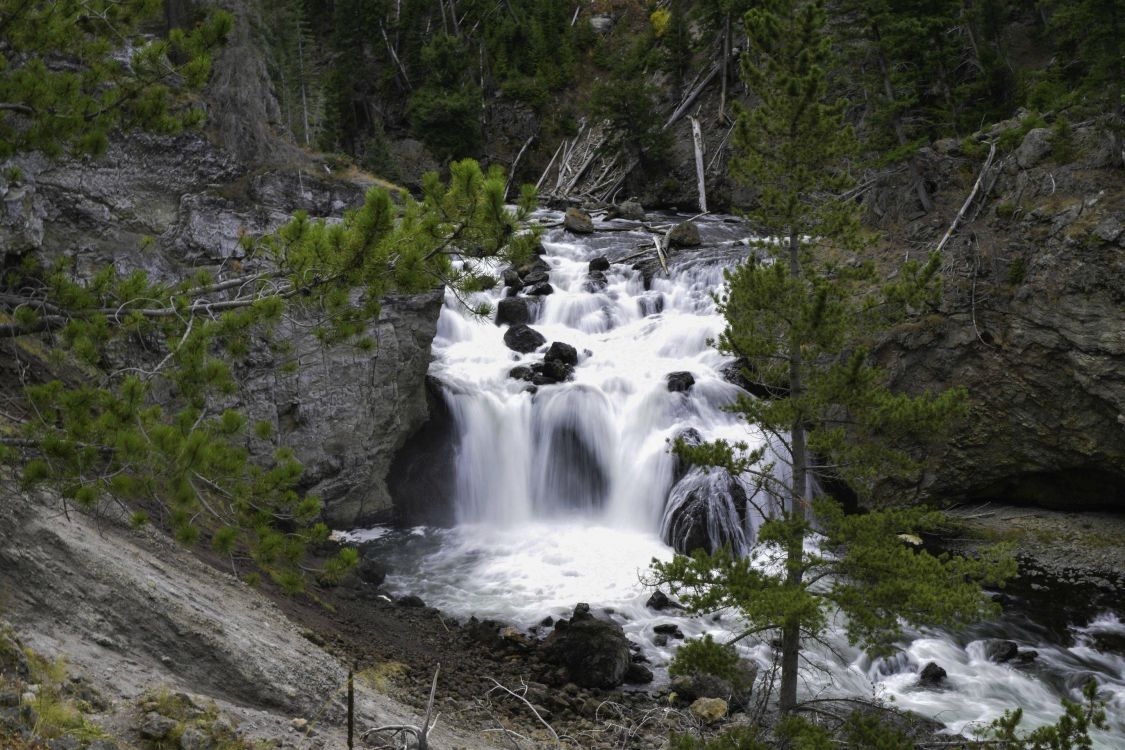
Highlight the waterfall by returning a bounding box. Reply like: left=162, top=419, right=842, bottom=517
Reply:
left=356, top=212, right=1124, bottom=746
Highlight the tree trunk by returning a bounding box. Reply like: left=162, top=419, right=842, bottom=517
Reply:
left=779, top=225, right=807, bottom=714
left=719, top=12, right=731, bottom=121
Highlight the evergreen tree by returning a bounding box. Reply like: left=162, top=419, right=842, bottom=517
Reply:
left=650, top=0, right=1014, bottom=714
left=0, top=0, right=232, bottom=158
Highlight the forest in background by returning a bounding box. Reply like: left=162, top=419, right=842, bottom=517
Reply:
left=257, top=0, right=1122, bottom=194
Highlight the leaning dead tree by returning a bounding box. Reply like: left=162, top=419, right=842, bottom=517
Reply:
left=362, top=665, right=441, bottom=750
left=537, top=45, right=739, bottom=205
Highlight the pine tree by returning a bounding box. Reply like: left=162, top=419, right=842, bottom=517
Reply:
left=650, top=0, right=1014, bottom=714
left=0, top=0, right=232, bottom=158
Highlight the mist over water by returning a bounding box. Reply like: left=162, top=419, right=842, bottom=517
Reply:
left=359, top=212, right=1124, bottom=745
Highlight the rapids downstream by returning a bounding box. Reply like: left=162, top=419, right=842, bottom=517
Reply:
left=356, top=212, right=1125, bottom=744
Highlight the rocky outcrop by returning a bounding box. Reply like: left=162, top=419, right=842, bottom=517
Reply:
left=0, top=491, right=500, bottom=750
left=540, top=604, right=631, bottom=689
left=873, top=122, right=1125, bottom=511
left=0, top=11, right=439, bottom=529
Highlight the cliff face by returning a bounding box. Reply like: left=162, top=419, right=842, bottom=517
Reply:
left=873, top=122, right=1125, bottom=511
left=0, top=4, right=442, bottom=529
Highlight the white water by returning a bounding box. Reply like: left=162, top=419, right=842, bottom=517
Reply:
left=362, top=213, right=1125, bottom=745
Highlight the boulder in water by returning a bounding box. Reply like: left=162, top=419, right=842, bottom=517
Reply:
left=356, top=556, right=387, bottom=587
left=918, top=661, right=947, bottom=687
left=617, top=201, right=646, bottom=221
left=509, top=365, right=535, bottom=382
left=662, top=469, right=751, bottom=555
left=540, top=604, right=631, bottom=688
left=585, top=270, right=608, bottom=292
left=564, top=207, right=595, bottom=234
left=546, top=342, right=579, bottom=367
left=503, top=324, right=546, bottom=354
left=653, top=623, right=685, bottom=640
left=667, top=371, right=696, bottom=393
left=671, top=428, right=703, bottom=484
left=589, top=256, right=611, bottom=272
left=397, top=595, right=426, bottom=608
left=667, top=220, right=701, bottom=248
left=983, top=639, right=1020, bottom=663
left=496, top=296, right=532, bottom=327
left=646, top=590, right=683, bottom=611
left=526, top=282, right=554, bottom=296
left=502, top=268, right=524, bottom=291
left=532, top=359, right=573, bottom=385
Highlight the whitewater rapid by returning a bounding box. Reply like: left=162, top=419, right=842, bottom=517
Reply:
left=351, top=212, right=1124, bottom=745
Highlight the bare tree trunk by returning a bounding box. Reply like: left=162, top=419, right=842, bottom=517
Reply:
left=719, top=12, right=731, bottom=121
left=297, top=31, right=311, bottom=146
left=690, top=116, right=707, bottom=213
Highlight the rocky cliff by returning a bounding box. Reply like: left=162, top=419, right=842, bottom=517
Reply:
left=872, top=119, right=1125, bottom=511
left=0, top=4, right=442, bottom=529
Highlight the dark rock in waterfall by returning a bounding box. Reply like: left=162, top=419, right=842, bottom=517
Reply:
left=662, top=469, right=752, bottom=555
left=397, top=595, right=426, bottom=608
left=669, top=674, right=732, bottom=703
left=653, top=634, right=669, bottom=647
left=532, top=359, right=574, bottom=385
left=387, top=376, right=457, bottom=525
left=671, top=428, right=703, bottom=485
left=720, top=358, right=789, bottom=400
left=504, top=324, right=547, bottom=353
left=667, top=220, right=701, bottom=248
left=983, top=639, right=1020, bottom=663
left=666, top=371, right=696, bottom=393
left=496, top=296, right=532, bottom=326
left=653, top=623, right=685, bottom=640
left=589, top=256, right=611, bottom=272
left=546, top=342, right=579, bottom=367
left=541, top=604, right=631, bottom=688
left=624, top=663, right=654, bottom=684
left=526, top=282, right=555, bottom=296
left=564, top=207, right=595, bottom=234
left=540, top=615, right=555, bottom=628
left=638, top=292, right=664, bottom=316
left=509, top=366, right=535, bottom=382
left=544, top=423, right=610, bottom=510
left=503, top=268, right=524, bottom=292
left=1015, top=650, right=1039, bottom=664
left=518, top=257, right=550, bottom=280
left=918, top=662, right=947, bottom=687
left=646, top=590, right=683, bottom=611
left=585, top=270, right=608, bottom=292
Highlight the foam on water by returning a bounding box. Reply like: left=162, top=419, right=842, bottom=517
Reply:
left=362, top=212, right=1124, bottom=745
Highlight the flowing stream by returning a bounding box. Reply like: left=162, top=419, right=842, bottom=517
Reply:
left=354, top=213, right=1125, bottom=744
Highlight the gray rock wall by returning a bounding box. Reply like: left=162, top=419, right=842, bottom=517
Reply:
left=873, top=123, right=1125, bottom=511
left=0, top=7, right=442, bottom=529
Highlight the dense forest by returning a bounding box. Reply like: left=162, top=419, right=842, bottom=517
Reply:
left=258, top=0, right=1122, bottom=192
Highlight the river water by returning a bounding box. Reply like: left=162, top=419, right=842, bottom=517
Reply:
left=353, top=212, right=1125, bottom=744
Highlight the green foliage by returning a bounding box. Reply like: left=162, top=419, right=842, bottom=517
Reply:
left=652, top=0, right=1012, bottom=715
left=3, top=158, right=538, bottom=591
left=669, top=634, right=743, bottom=684
left=981, top=680, right=1108, bottom=750
left=0, top=1, right=232, bottom=158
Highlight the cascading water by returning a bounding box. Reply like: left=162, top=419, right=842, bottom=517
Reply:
left=355, top=212, right=1124, bottom=745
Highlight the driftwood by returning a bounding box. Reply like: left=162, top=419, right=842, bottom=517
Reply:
left=535, top=141, right=564, bottom=192
left=363, top=664, right=441, bottom=750
left=935, top=140, right=997, bottom=256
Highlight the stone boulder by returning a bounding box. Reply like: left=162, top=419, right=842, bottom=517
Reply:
left=667, top=221, right=701, bottom=248
left=689, top=697, right=728, bottom=723
left=662, top=470, right=751, bottom=555
left=617, top=201, right=646, bottom=221
left=546, top=342, right=579, bottom=367
left=589, top=256, right=611, bottom=272
left=667, top=371, right=696, bottom=393
left=525, top=282, right=554, bottom=296
left=503, top=324, right=547, bottom=354
left=518, top=258, right=551, bottom=285
left=918, top=661, right=947, bottom=688
left=585, top=270, right=608, bottom=292
left=645, top=590, right=683, bottom=611
left=982, top=639, right=1019, bottom=663
left=1016, top=128, right=1053, bottom=169
left=502, top=268, right=524, bottom=292
left=540, top=604, right=631, bottom=689
left=564, top=208, right=595, bottom=234
left=623, top=663, right=654, bottom=684
left=496, top=297, right=532, bottom=327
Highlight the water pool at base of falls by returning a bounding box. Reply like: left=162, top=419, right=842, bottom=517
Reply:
left=351, top=213, right=1125, bottom=745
